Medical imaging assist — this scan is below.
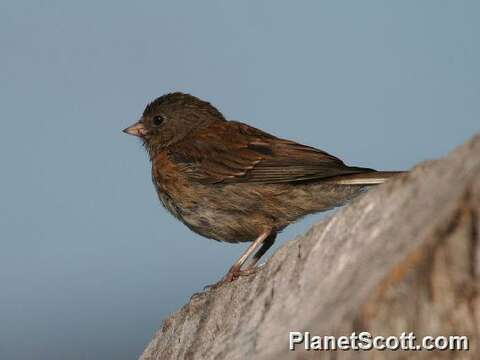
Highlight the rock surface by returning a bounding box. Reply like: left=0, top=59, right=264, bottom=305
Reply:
left=140, top=134, right=480, bottom=360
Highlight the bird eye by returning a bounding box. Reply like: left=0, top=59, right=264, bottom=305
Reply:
left=152, top=115, right=165, bottom=126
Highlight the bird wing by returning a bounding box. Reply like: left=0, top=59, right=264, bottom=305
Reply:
left=170, top=121, right=374, bottom=184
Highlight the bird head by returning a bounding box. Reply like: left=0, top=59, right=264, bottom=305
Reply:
left=123, top=92, right=225, bottom=156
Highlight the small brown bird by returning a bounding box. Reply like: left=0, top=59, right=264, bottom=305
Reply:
left=123, top=93, right=403, bottom=287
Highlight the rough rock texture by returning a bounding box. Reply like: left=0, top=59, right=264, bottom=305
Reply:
left=140, top=134, right=480, bottom=360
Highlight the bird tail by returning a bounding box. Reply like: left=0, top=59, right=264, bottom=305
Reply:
left=322, top=171, right=406, bottom=185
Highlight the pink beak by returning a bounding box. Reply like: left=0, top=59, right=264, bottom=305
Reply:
left=122, top=121, right=147, bottom=138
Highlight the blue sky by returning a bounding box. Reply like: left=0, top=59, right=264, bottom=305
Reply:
left=1, top=1, right=478, bottom=359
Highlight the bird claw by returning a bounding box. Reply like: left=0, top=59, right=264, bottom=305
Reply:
left=203, top=263, right=265, bottom=291
left=190, top=291, right=206, bottom=301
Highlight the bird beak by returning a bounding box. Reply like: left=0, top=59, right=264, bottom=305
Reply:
left=123, top=120, right=147, bottom=138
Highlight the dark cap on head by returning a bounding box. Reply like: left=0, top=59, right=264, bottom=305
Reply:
left=143, top=92, right=226, bottom=121
left=123, top=92, right=226, bottom=154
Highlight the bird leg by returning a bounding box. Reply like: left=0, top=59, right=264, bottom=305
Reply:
left=205, top=229, right=273, bottom=289
left=222, top=230, right=272, bottom=281
left=243, top=233, right=276, bottom=271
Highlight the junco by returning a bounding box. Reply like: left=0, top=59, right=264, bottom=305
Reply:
left=123, top=92, right=404, bottom=287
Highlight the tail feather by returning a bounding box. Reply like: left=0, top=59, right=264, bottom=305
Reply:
left=322, top=171, right=406, bottom=185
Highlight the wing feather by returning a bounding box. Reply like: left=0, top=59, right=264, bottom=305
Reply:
left=169, top=121, right=374, bottom=184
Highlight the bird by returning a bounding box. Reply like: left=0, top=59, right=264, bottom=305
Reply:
left=123, top=92, right=404, bottom=287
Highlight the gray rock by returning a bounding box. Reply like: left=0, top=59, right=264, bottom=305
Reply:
left=140, top=134, right=480, bottom=360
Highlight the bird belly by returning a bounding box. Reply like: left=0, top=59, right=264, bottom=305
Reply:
left=153, top=176, right=274, bottom=243
left=154, top=177, right=368, bottom=244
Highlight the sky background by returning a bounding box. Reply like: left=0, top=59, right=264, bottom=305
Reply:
left=1, top=1, right=479, bottom=359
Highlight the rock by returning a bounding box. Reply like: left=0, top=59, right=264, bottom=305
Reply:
left=140, top=134, right=480, bottom=360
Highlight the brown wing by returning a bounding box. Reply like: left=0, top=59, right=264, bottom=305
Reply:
left=169, top=121, right=374, bottom=184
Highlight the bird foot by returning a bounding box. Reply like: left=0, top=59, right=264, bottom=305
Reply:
left=203, top=263, right=265, bottom=291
